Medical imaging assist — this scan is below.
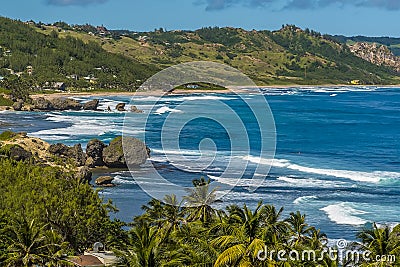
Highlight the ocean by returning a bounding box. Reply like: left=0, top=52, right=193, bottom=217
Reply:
left=1, top=86, right=399, bottom=241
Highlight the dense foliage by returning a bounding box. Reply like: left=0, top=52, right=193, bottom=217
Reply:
left=0, top=17, right=158, bottom=91
left=0, top=163, right=399, bottom=266
left=0, top=158, right=126, bottom=266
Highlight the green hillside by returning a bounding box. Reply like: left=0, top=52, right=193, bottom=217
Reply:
left=35, top=23, right=400, bottom=86
left=0, top=17, right=158, bottom=91
left=1, top=17, right=400, bottom=93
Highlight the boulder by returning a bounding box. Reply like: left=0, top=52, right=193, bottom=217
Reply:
left=83, top=99, right=100, bottom=111
left=51, top=98, right=82, bottom=111
left=95, top=176, right=115, bottom=187
left=21, top=105, right=33, bottom=111
left=48, top=143, right=86, bottom=166
left=2, top=145, right=33, bottom=161
left=76, top=166, right=92, bottom=183
left=86, top=139, right=106, bottom=167
left=102, top=136, right=148, bottom=168
left=130, top=105, right=143, bottom=113
left=12, top=100, right=24, bottom=111
left=85, top=157, right=95, bottom=168
left=116, top=103, right=126, bottom=112
left=33, top=97, right=53, bottom=110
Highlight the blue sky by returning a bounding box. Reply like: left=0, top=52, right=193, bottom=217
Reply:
left=1, top=0, right=400, bottom=36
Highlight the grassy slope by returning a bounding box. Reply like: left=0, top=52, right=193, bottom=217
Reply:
left=35, top=25, right=400, bottom=86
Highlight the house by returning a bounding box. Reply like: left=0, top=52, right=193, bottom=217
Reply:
left=70, top=242, right=118, bottom=266
left=69, top=255, right=104, bottom=267
left=83, top=251, right=118, bottom=266
left=53, top=82, right=66, bottom=91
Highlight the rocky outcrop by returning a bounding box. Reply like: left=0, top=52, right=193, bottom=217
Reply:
left=130, top=105, right=143, bottom=113
left=51, top=98, right=82, bottom=111
left=102, top=136, right=149, bottom=168
left=48, top=143, right=86, bottom=166
left=12, top=100, right=24, bottom=111
left=116, top=103, right=126, bottom=111
left=95, top=176, right=115, bottom=187
left=349, top=42, right=400, bottom=72
left=83, top=99, right=100, bottom=111
left=76, top=166, right=92, bottom=183
left=31, top=97, right=84, bottom=111
left=33, top=97, right=53, bottom=111
left=86, top=139, right=106, bottom=167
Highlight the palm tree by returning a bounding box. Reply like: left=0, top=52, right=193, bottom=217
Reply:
left=285, top=211, right=314, bottom=247
left=261, top=205, right=287, bottom=243
left=357, top=223, right=400, bottom=266
left=3, top=217, right=52, bottom=267
left=141, top=199, right=166, bottom=229
left=183, top=178, right=219, bottom=225
left=211, top=202, right=267, bottom=267
left=124, top=220, right=162, bottom=267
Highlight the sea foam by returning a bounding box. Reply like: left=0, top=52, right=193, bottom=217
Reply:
left=320, top=202, right=368, bottom=225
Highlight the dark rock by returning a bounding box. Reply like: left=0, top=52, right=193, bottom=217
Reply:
left=12, top=100, right=24, bottom=111
left=130, top=105, right=143, bottom=113
left=95, top=176, right=115, bottom=186
left=51, top=98, right=82, bottom=111
left=71, top=144, right=86, bottom=166
left=83, top=99, right=100, bottom=111
left=86, top=139, right=106, bottom=167
left=7, top=145, right=32, bottom=161
left=33, top=97, right=53, bottom=110
left=48, top=143, right=86, bottom=166
left=115, top=103, right=126, bottom=112
left=76, top=166, right=92, bottom=183
left=103, top=136, right=148, bottom=168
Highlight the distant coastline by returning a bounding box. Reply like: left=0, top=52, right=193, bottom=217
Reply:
left=27, top=84, right=400, bottom=100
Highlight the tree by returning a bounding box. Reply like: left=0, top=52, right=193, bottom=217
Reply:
left=211, top=202, right=267, bottom=267
left=285, top=211, right=314, bottom=247
left=2, top=217, right=67, bottom=267
left=357, top=223, right=400, bottom=266
left=183, top=178, right=219, bottom=224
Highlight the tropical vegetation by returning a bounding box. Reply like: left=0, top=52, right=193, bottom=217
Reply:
left=0, top=158, right=399, bottom=266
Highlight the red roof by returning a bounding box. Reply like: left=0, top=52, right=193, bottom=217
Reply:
left=69, top=255, right=104, bottom=267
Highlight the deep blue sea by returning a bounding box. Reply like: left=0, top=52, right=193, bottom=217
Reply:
left=1, top=86, right=399, bottom=241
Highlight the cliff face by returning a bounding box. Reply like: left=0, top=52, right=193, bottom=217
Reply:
left=349, top=42, right=400, bottom=72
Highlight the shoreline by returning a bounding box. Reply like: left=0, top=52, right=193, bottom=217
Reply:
left=21, top=84, right=400, bottom=101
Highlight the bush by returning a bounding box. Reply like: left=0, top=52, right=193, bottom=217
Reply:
left=0, top=131, right=16, bottom=141
left=0, top=95, right=13, bottom=106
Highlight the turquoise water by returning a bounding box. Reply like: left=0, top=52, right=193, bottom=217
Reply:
left=1, top=86, right=399, bottom=240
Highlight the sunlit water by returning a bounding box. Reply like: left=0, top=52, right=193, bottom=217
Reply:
left=1, top=86, right=399, bottom=240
